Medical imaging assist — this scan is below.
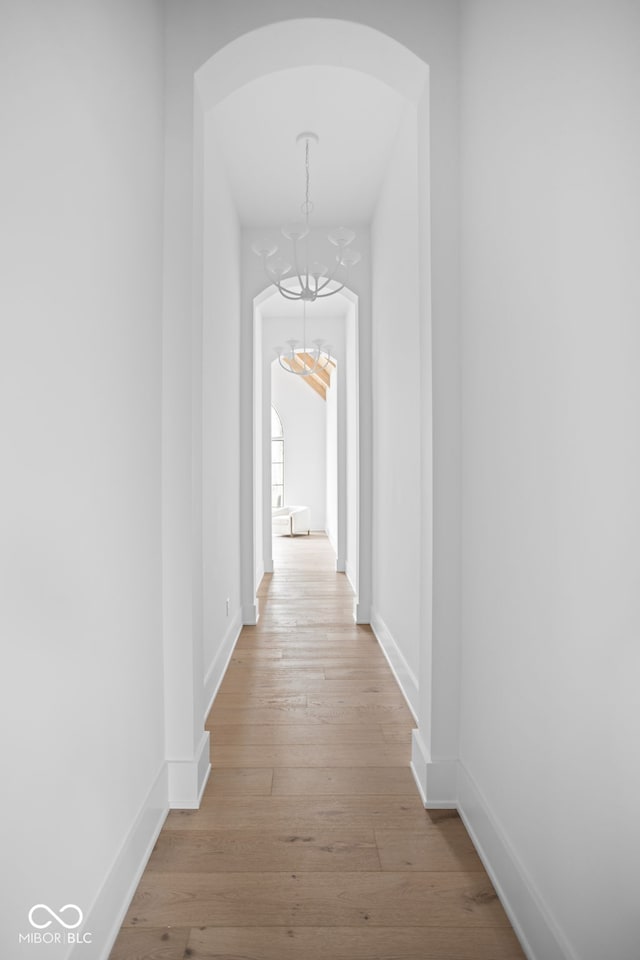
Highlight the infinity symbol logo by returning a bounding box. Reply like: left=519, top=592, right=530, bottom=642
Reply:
left=28, top=904, right=83, bottom=930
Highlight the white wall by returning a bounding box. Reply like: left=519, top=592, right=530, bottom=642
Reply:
left=271, top=361, right=327, bottom=531
left=459, top=3, right=640, bottom=959
left=253, top=300, right=265, bottom=592
left=371, top=103, right=422, bottom=701
left=326, top=366, right=339, bottom=552
left=344, top=301, right=358, bottom=587
left=0, top=2, right=165, bottom=956
left=202, top=117, right=243, bottom=712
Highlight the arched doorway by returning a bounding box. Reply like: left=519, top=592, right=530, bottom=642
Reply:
left=254, top=284, right=360, bottom=615
left=194, top=21, right=429, bottom=633
left=162, top=17, right=437, bottom=809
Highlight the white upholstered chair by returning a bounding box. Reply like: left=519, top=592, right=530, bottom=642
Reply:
left=272, top=505, right=311, bottom=536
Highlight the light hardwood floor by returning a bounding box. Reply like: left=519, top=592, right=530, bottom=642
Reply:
left=110, top=533, right=525, bottom=960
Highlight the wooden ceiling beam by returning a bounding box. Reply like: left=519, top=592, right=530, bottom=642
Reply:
left=298, top=353, right=331, bottom=386
left=281, top=356, right=327, bottom=400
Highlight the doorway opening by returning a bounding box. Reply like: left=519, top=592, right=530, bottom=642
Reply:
left=175, top=17, right=435, bottom=811
left=254, top=285, right=360, bottom=611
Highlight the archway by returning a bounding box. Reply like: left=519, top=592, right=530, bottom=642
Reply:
left=194, top=21, right=429, bottom=631
left=161, top=17, right=440, bottom=809
left=254, top=283, right=360, bottom=615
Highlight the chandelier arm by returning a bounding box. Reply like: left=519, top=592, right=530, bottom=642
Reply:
left=315, top=352, right=332, bottom=370
left=314, top=274, right=341, bottom=294
left=309, top=349, right=330, bottom=375
left=313, top=257, right=346, bottom=294
left=326, top=255, right=344, bottom=280
left=302, top=351, right=322, bottom=376
left=304, top=355, right=329, bottom=374
left=274, top=282, right=304, bottom=300
left=315, top=281, right=347, bottom=298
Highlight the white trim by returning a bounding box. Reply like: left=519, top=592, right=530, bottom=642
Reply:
left=457, top=763, right=578, bottom=960
left=330, top=525, right=345, bottom=573
left=345, top=559, right=357, bottom=595
left=410, top=728, right=457, bottom=807
left=410, top=751, right=427, bottom=805
left=71, top=764, right=168, bottom=960
left=370, top=607, right=419, bottom=720
left=196, top=735, right=211, bottom=802
left=349, top=547, right=362, bottom=621
left=355, top=601, right=370, bottom=624
left=204, top=609, right=243, bottom=718
left=326, top=526, right=338, bottom=558
left=242, top=601, right=259, bottom=625
left=167, top=730, right=211, bottom=809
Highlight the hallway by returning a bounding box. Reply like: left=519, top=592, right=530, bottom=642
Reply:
left=110, top=535, right=524, bottom=959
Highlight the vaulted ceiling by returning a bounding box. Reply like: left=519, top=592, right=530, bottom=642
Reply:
left=210, top=65, right=407, bottom=226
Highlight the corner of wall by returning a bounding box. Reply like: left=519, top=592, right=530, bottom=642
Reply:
left=410, top=729, right=457, bottom=808
left=355, top=600, right=371, bottom=625
left=167, top=731, right=211, bottom=810
left=242, top=602, right=260, bottom=625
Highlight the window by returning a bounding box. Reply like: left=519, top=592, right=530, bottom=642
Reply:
left=271, top=405, right=284, bottom=508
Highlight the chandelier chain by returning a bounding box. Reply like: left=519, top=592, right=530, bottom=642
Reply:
left=252, top=128, right=360, bottom=330
left=304, top=137, right=311, bottom=222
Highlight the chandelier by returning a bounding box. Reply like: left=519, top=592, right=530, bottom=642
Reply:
left=273, top=300, right=334, bottom=379
left=252, top=131, right=361, bottom=303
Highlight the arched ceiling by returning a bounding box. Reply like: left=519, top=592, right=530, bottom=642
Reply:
left=209, top=65, right=408, bottom=227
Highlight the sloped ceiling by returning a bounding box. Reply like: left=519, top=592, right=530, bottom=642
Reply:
left=210, top=65, right=407, bottom=226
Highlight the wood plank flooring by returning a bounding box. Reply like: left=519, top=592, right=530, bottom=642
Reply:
left=110, top=534, right=525, bottom=960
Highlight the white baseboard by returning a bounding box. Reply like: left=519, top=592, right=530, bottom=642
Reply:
left=72, top=763, right=168, bottom=960
left=167, top=730, right=211, bottom=809
left=204, top=609, right=243, bottom=719
left=457, top=763, right=577, bottom=960
left=370, top=607, right=419, bottom=720
left=345, top=560, right=357, bottom=596
left=325, top=529, right=345, bottom=572
left=410, top=728, right=457, bottom=807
